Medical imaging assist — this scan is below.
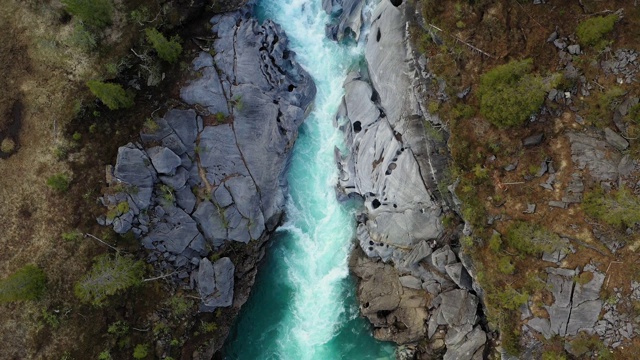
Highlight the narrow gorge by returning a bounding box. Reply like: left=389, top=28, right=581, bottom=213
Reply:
left=223, top=0, right=488, bottom=358
left=6, top=0, right=640, bottom=359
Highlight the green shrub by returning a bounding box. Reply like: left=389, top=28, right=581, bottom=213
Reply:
left=628, top=103, right=640, bottom=124
left=133, top=344, right=149, bottom=359
left=588, top=86, right=627, bottom=126
left=569, top=334, right=613, bottom=360
left=478, top=59, right=546, bottom=128
left=62, top=230, right=83, bottom=242
left=201, top=321, right=218, bottom=333
left=145, top=28, right=182, bottom=64
left=87, top=81, right=134, bottom=110
left=583, top=187, right=640, bottom=228
left=460, top=235, right=474, bottom=248
left=460, top=195, right=486, bottom=229
left=577, top=14, right=617, bottom=48
left=166, top=296, right=194, bottom=317
left=0, top=265, right=46, bottom=303
left=505, top=221, right=564, bottom=256
left=492, top=286, right=528, bottom=311
left=130, top=6, right=150, bottom=24
left=116, top=201, right=130, bottom=214
left=98, top=350, right=112, bottom=360
left=72, top=132, right=82, bottom=141
left=498, top=256, right=515, bottom=275
left=215, top=112, right=226, bottom=123
left=472, top=164, right=489, bottom=181
left=451, top=103, right=475, bottom=120
left=62, top=0, right=113, bottom=29
left=41, top=308, right=60, bottom=328
left=542, top=351, right=566, bottom=360
left=488, top=232, right=502, bottom=253
left=47, top=173, right=70, bottom=193
left=107, top=320, right=130, bottom=337
left=1, top=138, right=15, bottom=153
left=143, top=118, right=159, bottom=132
left=68, top=22, right=97, bottom=51
left=75, top=254, right=145, bottom=306
left=500, top=320, right=521, bottom=355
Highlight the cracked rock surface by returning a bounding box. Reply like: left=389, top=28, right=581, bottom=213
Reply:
left=100, top=10, right=315, bottom=313
left=334, top=0, right=486, bottom=357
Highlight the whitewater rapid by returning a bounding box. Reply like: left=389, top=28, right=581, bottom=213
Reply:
left=223, top=0, right=395, bottom=358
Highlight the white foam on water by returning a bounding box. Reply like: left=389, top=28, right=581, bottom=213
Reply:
left=226, top=0, right=396, bottom=358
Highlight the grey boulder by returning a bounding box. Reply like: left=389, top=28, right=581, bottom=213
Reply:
left=147, top=146, right=182, bottom=175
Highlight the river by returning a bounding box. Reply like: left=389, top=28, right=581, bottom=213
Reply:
left=222, top=0, right=395, bottom=358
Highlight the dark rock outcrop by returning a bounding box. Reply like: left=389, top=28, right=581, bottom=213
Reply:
left=100, top=8, right=315, bottom=326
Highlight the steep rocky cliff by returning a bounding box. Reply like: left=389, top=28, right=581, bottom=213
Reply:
left=332, top=0, right=488, bottom=358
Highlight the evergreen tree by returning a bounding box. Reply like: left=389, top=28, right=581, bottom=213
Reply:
left=145, top=28, right=183, bottom=64
left=86, top=81, right=134, bottom=110
left=75, top=254, right=145, bottom=306
left=0, top=265, right=46, bottom=303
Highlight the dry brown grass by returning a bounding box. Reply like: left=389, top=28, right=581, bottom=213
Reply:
left=0, top=0, right=142, bottom=357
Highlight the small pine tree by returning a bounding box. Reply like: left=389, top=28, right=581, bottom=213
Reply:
left=0, top=265, right=46, bottom=303
left=145, top=28, right=183, bottom=64
left=75, top=254, right=145, bottom=306
left=87, top=81, right=134, bottom=110
left=61, top=0, right=114, bottom=29
left=46, top=173, right=70, bottom=193
left=133, top=344, right=149, bottom=359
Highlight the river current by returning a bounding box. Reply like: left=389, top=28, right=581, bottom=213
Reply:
left=222, top=0, right=395, bottom=358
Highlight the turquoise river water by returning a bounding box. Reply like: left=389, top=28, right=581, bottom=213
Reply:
left=222, top=0, right=395, bottom=358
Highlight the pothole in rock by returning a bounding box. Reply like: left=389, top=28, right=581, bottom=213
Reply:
left=353, top=121, right=362, bottom=133
left=372, top=199, right=381, bottom=209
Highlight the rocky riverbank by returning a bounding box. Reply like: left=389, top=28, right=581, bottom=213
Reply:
left=332, top=0, right=488, bottom=358
left=100, top=7, right=315, bottom=354
left=333, top=1, right=640, bottom=359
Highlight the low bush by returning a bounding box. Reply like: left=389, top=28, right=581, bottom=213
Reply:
left=577, top=14, right=617, bottom=49
left=583, top=187, right=640, bottom=228
left=1, top=138, right=15, bottom=153
left=505, top=221, right=564, bottom=256
left=542, top=351, right=567, bottom=360
left=0, top=265, right=46, bottom=303
left=133, top=344, right=149, bottom=359
left=107, top=320, right=130, bottom=337
left=478, top=59, right=546, bottom=128
left=498, top=256, right=515, bottom=275
left=488, top=232, right=502, bottom=253
left=68, top=22, right=97, bottom=52
left=62, top=230, right=83, bottom=242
